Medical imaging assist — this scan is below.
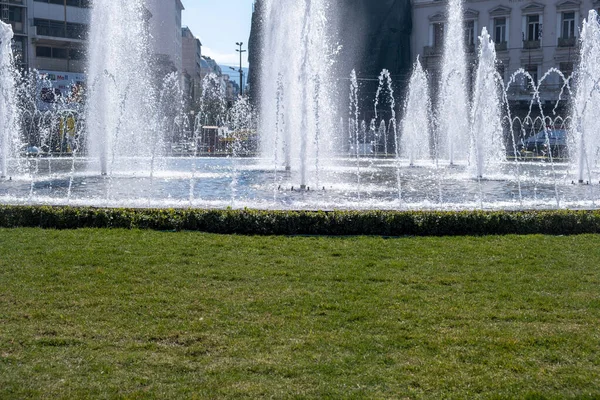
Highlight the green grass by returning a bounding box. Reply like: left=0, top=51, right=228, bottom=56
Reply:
left=1, top=229, right=600, bottom=399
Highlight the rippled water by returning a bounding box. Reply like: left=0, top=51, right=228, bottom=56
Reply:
left=0, top=157, right=597, bottom=210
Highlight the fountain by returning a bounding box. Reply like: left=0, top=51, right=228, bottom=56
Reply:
left=469, top=28, right=504, bottom=179
left=258, top=0, right=336, bottom=189
left=0, top=21, right=21, bottom=179
left=573, top=10, right=600, bottom=185
left=437, top=0, right=470, bottom=165
left=400, top=57, right=431, bottom=166
left=0, top=0, right=597, bottom=210
left=86, top=0, right=155, bottom=176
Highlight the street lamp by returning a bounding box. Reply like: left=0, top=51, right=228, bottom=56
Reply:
left=235, top=42, right=246, bottom=96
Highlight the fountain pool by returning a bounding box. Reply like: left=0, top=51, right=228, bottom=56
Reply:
left=1, top=2, right=600, bottom=211
left=0, top=156, right=597, bottom=210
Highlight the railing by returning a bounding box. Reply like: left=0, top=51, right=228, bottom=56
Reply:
left=33, top=20, right=88, bottom=40
left=8, top=21, right=23, bottom=34
left=423, top=46, right=442, bottom=56
left=495, top=42, right=508, bottom=52
left=557, top=37, right=577, bottom=48
left=505, top=83, right=572, bottom=100
left=523, top=40, right=541, bottom=50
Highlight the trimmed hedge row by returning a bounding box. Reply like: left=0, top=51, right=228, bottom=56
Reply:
left=0, top=205, right=599, bottom=236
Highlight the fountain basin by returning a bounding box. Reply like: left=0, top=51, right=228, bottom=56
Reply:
left=0, top=157, right=596, bottom=211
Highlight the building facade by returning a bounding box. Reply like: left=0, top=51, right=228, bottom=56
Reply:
left=413, top=0, right=600, bottom=103
left=1, top=0, right=28, bottom=69
left=0, top=0, right=90, bottom=74
left=181, top=26, right=202, bottom=104
left=0, top=0, right=186, bottom=97
left=146, top=0, right=184, bottom=77
left=28, top=0, right=89, bottom=77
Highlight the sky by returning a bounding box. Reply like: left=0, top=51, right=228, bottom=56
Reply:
left=182, top=0, right=254, bottom=68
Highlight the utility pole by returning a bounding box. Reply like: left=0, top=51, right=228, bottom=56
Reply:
left=236, top=42, right=246, bottom=96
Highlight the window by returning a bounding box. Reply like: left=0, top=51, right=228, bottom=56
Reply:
left=33, top=18, right=88, bottom=40
left=52, top=48, right=68, bottom=59
left=69, top=48, right=85, bottom=60
left=8, top=7, right=22, bottom=23
left=36, top=45, right=83, bottom=60
left=526, top=65, right=538, bottom=88
left=494, top=18, right=507, bottom=43
left=527, top=15, right=540, bottom=41
left=36, top=46, right=52, bottom=58
left=7, top=6, right=24, bottom=33
left=33, top=0, right=91, bottom=8
left=497, top=64, right=506, bottom=82
left=433, top=23, right=444, bottom=48
left=464, top=20, right=475, bottom=47
left=11, top=36, right=25, bottom=66
left=562, top=12, right=575, bottom=39
left=560, top=62, right=574, bottom=78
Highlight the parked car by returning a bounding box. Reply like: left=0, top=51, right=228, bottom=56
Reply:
left=520, top=129, right=569, bottom=159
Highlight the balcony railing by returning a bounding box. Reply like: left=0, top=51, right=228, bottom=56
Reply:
left=33, top=19, right=88, bottom=40
left=505, top=82, right=572, bottom=99
left=424, top=46, right=442, bottom=56
left=558, top=37, right=577, bottom=48
left=7, top=21, right=24, bottom=34
left=523, top=40, right=541, bottom=49
left=495, top=42, right=508, bottom=52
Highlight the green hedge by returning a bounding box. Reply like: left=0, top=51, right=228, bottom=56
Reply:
left=0, top=205, right=598, bottom=236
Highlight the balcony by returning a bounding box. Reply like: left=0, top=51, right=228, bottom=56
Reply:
left=505, top=82, right=571, bottom=102
left=424, top=46, right=442, bottom=56
left=34, top=57, right=85, bottom=73
left=523, top=40, right=541, bottom=50
left=32, top=19, right=88, bottom=42
left=558, top=37, right=577, bottom=48
left=495, top=42, right=508, bottom=52
left=7, top=21, right=24, bottom=34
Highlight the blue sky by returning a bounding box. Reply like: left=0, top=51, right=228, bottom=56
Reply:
left=182, top=0, right=254, bottom=68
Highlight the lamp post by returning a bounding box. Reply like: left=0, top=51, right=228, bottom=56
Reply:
left=235, top=42, right=246, bottom=96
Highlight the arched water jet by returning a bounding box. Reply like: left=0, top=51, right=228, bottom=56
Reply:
left=374, top=69, right=401, bottom=202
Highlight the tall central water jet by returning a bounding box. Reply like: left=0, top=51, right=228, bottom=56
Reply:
left=0, top=21, right=20, bottom=179
left=86, top=0, right=154, bottom=176
left=470, top=28, right=504, bottom=178
left=573, top=10, right=600, bottom=184
left=258, top=0, right=336, bottom=188
left=401, top=57, right=431, bottom=166
left=437, top=0, right=470, bottom=164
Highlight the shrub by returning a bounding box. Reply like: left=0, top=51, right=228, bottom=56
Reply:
left=0, top=205, right=598, bottom=236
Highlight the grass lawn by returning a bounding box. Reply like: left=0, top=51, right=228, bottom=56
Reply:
left=1, top=229, right=600, bottom=399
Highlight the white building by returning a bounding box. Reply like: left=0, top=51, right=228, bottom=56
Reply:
left=28, top=0, right=89, bottom=76
left=0, top=0, right=90, bottom=74
left=0, top=0, right=186, bottom=96
left=146, top=0, right=184, bottom=75
left=412, top=0, right=600, bottom=102
left=181, top=26, right=202, bottom=102
left=0, top=0, right=90, bottom=97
